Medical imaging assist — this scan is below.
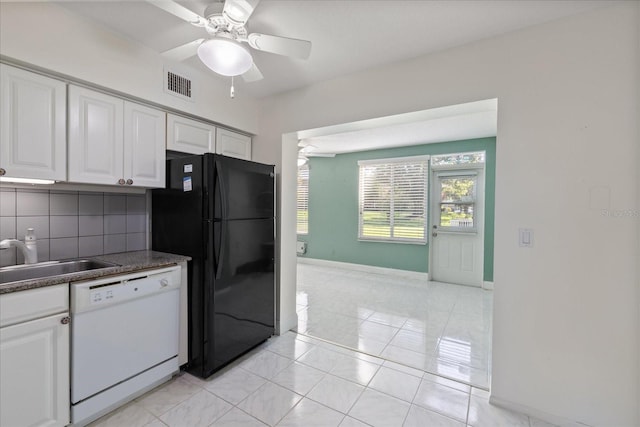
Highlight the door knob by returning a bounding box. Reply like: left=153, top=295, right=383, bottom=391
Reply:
left=126, top=179, right=133, bottom=185
left=118, top=178, right=126, bottom=185
left=432, top=232, right=437, bottom=237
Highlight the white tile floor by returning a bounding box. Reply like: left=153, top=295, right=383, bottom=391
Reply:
left=295, top=263, right=493, bottom=389
left=85, top=263, right=550, bottom=426
left=89, top=331, right=548, bottom=427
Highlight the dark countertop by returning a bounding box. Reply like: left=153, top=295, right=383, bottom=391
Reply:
left=0, top=250, right=191, bottom=294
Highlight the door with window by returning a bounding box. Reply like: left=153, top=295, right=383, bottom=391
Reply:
left=430, top=168, right=484, bottom=287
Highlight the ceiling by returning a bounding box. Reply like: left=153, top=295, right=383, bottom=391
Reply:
left=299, top=99, right=497, bottom=155
left=45, top=1, right=618, bottom=154
left=56, top=0, right=619, bottom=99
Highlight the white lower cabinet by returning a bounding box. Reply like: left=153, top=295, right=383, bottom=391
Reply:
left=0, top=285, right=70, bottom=427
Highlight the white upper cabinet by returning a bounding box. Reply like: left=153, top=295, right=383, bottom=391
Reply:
left=124, top=102, right=166, bottom=188
left=0, top=64, right=66, bottom=181
left=167, top=114, right=215, bottom=155
left=68, top=86, right=124, bottom=185
left=68, top=86, right=165, bottom=188
left=216, top=128, right=252, bottom=160
left=166, top=114, right=251, bottom=160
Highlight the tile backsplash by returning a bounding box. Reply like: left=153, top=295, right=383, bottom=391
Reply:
left=0, top=188, right=148, bottom=267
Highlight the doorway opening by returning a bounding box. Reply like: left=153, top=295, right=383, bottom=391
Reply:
left=289, top=100, right=496, bottom=389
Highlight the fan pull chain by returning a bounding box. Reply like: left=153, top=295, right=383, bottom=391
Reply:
left=230, top=76, right=235, bottom=99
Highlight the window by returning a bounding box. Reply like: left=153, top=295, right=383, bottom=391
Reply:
left=431, top=151, right=484, bottom=232
left=436, top=174, right=477, bottom=230
left=431, top=151, right=485, bottom=167
left=297, top=164, right=309, bottom=234
left=358, top=156, right=429, bottom=243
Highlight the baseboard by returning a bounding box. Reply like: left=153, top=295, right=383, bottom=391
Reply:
left=489, top=396, right=592, bottom=427
left=482, top=281, right=494, bottom=290
left=297, top=257, right=429, bottom=281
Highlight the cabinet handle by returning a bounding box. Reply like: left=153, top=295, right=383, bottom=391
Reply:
left=118, top=178, right=126, bottom=185
left=61, top=316, right=71, bottom=325
left=0, top=168, right=5, bottom=176
left=126, top=179, right=133, bottom=185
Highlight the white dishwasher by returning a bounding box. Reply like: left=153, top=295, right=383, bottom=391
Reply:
left=71, top=265, right=181, bottom=426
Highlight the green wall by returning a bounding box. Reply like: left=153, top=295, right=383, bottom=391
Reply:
left=298, top=137, right=496, bottom=281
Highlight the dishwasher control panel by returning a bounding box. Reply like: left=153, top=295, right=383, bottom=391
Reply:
left=71, top=266, right=180, bottom=313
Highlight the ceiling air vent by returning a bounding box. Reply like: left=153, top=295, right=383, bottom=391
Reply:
left=164, top=68, right=194, bottom=102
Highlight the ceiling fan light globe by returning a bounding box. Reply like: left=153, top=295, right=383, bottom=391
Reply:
left=197, top=38, right=253, bottom=77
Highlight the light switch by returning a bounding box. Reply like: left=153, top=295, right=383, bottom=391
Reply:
left=519, top=228, right=533, bottom=247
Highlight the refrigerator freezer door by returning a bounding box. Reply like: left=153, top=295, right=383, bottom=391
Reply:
left=210, top=155, right=274, bottom=220
left=209, top=218, right=275, bottom=372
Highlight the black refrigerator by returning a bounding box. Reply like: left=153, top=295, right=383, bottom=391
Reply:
left=151, top=153, right=275, bottom=378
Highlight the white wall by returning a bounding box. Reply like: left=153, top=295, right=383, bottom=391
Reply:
left=2, top=1, right=638, bottom=423
left=0, top=2, right=260, bottom=134
left=254, top=4, right=640, bottom=426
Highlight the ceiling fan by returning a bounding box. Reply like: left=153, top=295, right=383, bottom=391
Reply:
left=148, top=0, right=312, bottom=82
left=297, top=141, right=335, bottom=166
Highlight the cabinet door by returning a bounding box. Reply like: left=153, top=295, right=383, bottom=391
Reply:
left=0, top=312, right=70, bottom=427
left=167, top=114, right=215, bottom=155
left=215, top=128, right=251, bottom=160
left=68, top=86, right=124, bottom=185
left=0, top=64, right=66, bottom=181
left=124, top=102, right=166, bottom=188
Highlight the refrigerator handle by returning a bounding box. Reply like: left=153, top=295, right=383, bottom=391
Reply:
left=215, top=160, right=228, bottom=219
left=216, top=221, right=226, bottom=280
left=208, top=219, right=215, bottom=274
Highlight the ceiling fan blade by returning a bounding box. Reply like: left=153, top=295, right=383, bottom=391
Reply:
left=146, top=0, right=206, bottom=26
left=223, top=0, right=261, bottom=26
left=242, top=63, right=263, bottom=82
left=161, top=39, right=204, bottom=62
left=307, top=153, right=336, bottom=158
left=247, top=33, right=311, bottom=60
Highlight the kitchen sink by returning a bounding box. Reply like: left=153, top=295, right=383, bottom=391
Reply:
left=0, top=259, right=119, bottom=285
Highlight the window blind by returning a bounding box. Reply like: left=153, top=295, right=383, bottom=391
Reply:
left=297, top=165, right=309, bottom=234
left=358, top=157, right=428, bottom=243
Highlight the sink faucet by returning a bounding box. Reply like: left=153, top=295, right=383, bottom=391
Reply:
left=0, top=228, right=38, bottom=264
